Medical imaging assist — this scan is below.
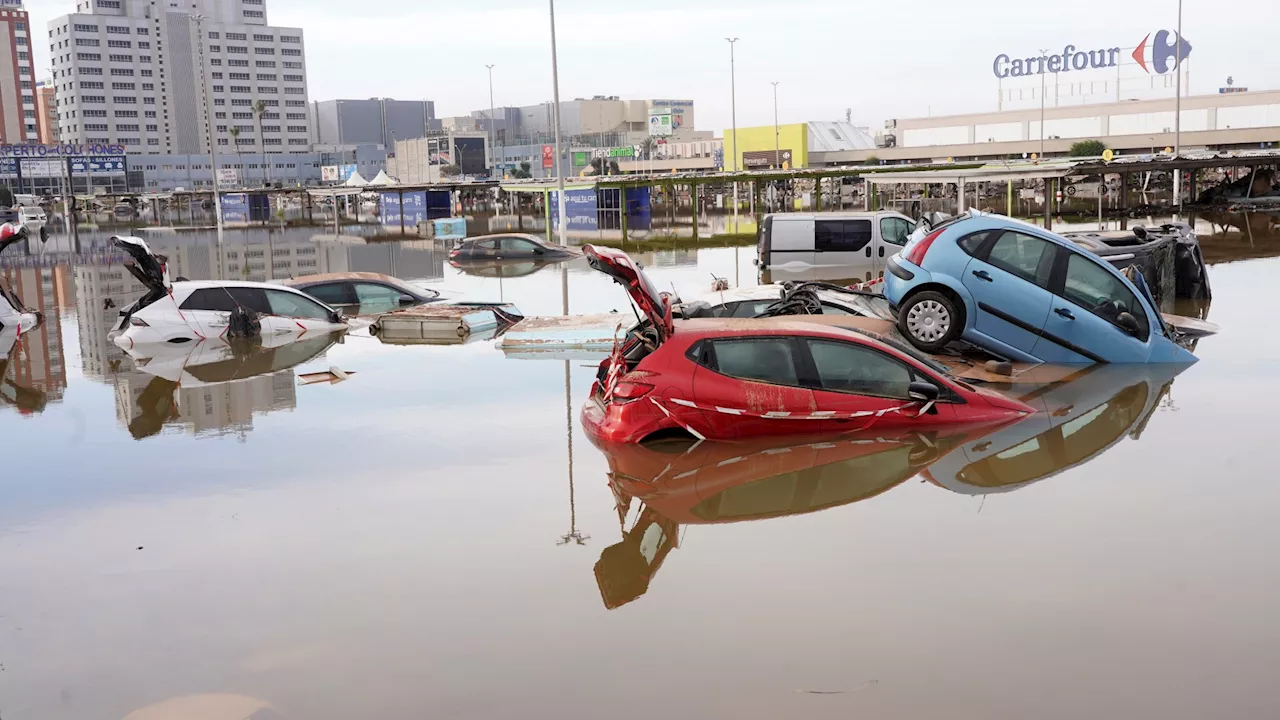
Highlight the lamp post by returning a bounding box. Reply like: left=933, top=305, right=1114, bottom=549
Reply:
left=549, top=0, right=567, bottom=246
left=486, top=64, right=496, bottom=178
left=771, top=81, right=780, bottom=170
left=193, top=14, right=223, bottom=232
left=1039, top=48, right=1049, bottom=160
left=1174, top=0, right=1184, bottom=210
left=726, top=37, right=739, bottom=226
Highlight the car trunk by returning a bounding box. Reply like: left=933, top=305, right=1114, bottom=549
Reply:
left=583, top=245, right=674, bottom=397
left=111, top=236, right=172, bottom=331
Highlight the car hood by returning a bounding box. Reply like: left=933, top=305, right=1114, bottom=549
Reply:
left=583, top=245, right=673, bottom=342
left=0, top=222, right=28, bottom=255
left=112, top=235, right=171, bottom=293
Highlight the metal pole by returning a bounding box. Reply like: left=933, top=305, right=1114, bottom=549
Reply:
left=1174, top=0, right=1184, bottom=211
left=486, top=64, right=495, bottom=178
left=194, top=14, right=223, bottom=232
left=549, top=0, right=567, bottom=246
left=1039, top=48, right=1048, bottom=160
left=727, top=37, right=739, bottom=227
left=772, top=81, right=780, bottom=170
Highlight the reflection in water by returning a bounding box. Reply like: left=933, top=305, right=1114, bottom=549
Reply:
left=592, top=364, right=1187, bottom=609
left=0, top=329, right=49, bottom=415
left=122, top=332, right=344, bottom=440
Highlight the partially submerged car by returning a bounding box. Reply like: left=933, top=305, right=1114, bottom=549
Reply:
left=675, top=282, right=890, bottom=321
left=279, top=272, right=447, bottom=316
left=448, top=234, right=581, bottom=263
left=581, top=245, right=1033, bottom=444
left=0, top=224, right=42, bottom=335
left=1061, top=222, right=1211, bottom=302
left=109, top=236, right=349, bottom=350
left=885, top=212, right=1199, bottom=363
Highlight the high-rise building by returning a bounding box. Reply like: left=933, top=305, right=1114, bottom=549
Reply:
left=311, top=98, right=435, bottom=147
left=0, top=2, right=38, bottom=143
left=35, top=79, right=56, bottom=142
left=48, top=0, right=312, bottom=155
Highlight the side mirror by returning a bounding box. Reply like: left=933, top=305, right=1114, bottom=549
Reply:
left=533, top=246, right=545, bottom=255
left=1116, top=312, right=1141, bottom=336
left=908, top=381, right=940, bottom=403
left=399, top=294, right=416, bottom=305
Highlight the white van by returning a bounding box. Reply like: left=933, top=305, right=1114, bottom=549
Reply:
left=756, top=211, right=917, bottom=283
left=18, top=206, right=47, bottom=225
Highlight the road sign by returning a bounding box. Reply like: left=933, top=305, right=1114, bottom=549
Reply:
left=1102, top=149, right=1115, bottom=162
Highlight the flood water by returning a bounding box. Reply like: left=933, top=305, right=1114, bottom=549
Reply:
left=2, top=211, right=1279, bottom=719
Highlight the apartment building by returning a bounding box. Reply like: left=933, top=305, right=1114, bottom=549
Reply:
left=47, top=0, right=311, bottom=155
left=0, top=3, right=38, bottom=143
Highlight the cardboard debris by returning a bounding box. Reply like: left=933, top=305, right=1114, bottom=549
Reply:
left=298, top=367, right=356, bottom=385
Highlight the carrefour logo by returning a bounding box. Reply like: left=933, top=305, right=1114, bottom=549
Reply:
left=992, top=31, right=1191, bottom=78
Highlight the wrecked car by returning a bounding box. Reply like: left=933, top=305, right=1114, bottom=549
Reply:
left=279, top=272, right=449, bottom=316
left=109, top=236, right=349, bottom=350
left=884, top=212, right=1199, bottom=363
left=675, top=282, right=889, bottom=321
left=1061, top=222, right=1211, bottom=302
left=0, top=223, right=42, bottom=335
left=448, top=234, right=581, bottom=263
left=581, top=244, right=1032, bottom=444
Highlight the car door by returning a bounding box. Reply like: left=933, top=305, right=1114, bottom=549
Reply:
left=814, top=218, right=875, bottom=273
left=799, top=337, right=958, bottom=431
left=876, top=215, right=914, bottom=278
left=689, top=336, right=818, bottom=439
left=768, top=218, right=816, bottom=269
left=177, top=287, right=269, bottom=339
left=961, top=229, right=1058, bottom=358
left=263, top=288, right=342, bottom=335
left=299, top=282, right=357, bottom=310
left=1035, top=251, right=1153, bottom=362
left=353, top=281, right=414, bottom=315
left=498, top=236, right=546, bottom=260
left=468, top=239, right=500, bottom=259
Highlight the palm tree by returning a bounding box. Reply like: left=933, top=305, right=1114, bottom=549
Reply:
left=229, top=127, right=241, bottom=186
left=253, top=99, right=269, bottom=187
left=640, top=136, right=658, bottom=160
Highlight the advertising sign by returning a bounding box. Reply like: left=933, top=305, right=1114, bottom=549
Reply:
left=380, top=191, right=428, bottom=229
left=321, top=165, right=340, bottom=182
left=593, top=146, right=636, bottom=159
left=216, top=167, right=239, bottom=187
left=743, top=149, right=792, bottom=170
left=648, top=111, right=673, bottom=137
left=992, top=31, right=1191, bottom=78
left=571, top=151, right=590, bottom=167
left=221, top=193, right=249, bottom=224
left=541, top=144, right=555, bottom=169
left=550, top=188, right=599, bottom=231
left=21, top=160, right=63, bottom=177
left=339, top=164, right=358, bottom=182
left=0, top=142, right=127, bottom=156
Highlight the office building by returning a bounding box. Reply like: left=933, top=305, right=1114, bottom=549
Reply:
left=311, top=98, right=435, bottom=147
left=0, top=2, right=37, bottom=143
left=35, top=79, right=56, bottom=142
left=48, top=0, right=312, bottom=155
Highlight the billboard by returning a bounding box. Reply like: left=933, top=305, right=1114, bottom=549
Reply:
left=222, top=193, right=249, bottom=224
left=339, top=164, right=358, bottom=182
left=572, top=151, right=590, bottom=167
left=321, top=165, right=341, bottom=182
left=743, top=149, right=793, bottom=170
left=216, top=167, right=239, bottom=187
left=380, top=191, right=428, bottom=229
left=648, top=111, right=673, bottom=137
left=541, top=144, right=555, bottom=169
left=550, top=188, right=598, bottom=231
left=69, top=156, right=126, bottom=174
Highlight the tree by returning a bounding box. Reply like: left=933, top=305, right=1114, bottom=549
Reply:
left=865, top=154, right=880, bottom=165
left=509, top=161, right=533, bottom=179
left=640, top=136, right=658, bottom=160
left=1068, top=139, right=1107, bottom=157
left=589, top=158, right=620, bottom=175
left=253, top=99, right=270, bottom=186
left=440, top=164, right=461, bottom=177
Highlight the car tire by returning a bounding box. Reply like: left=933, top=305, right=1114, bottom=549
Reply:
left=897, top=290, right=962, bottom=353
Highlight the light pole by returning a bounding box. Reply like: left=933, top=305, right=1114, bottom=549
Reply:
left=771, top=81, right=780, bottom=170
left=549, top=0, right=567, bottom=246
left=193, top=14, right=223, bottom=232
left=726, top=38, right=739, bottom=171
left=1174, top=0, right=1184, bottom=210
left=1039, top=48, right=1048, bottom=160
left=486, top=64, right=496, bottom=178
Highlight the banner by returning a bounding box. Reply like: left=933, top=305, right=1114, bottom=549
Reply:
left=321, top=165, right=340, bottom=182
left=648, top=111, right=673, bottom=137
left=550, top=188, right=598, bottom=231
left=222, top=193, right=249, bottom=224
left=380, top=191, right=428, bottom=229
left=541, top=144, right=554, bottom=169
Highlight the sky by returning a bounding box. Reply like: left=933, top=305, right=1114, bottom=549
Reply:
left=21, top=0, right=1280, bottom=134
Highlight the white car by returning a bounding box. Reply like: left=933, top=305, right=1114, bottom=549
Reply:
left=110, top=236, right=350, bottom=350
left=18, top=206, right=46, bottom=225
left=675, top=282, right=893, bottom=321
left=0, top=224, right=42, bottom=335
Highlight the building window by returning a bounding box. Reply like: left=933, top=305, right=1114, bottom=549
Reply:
left=113, top=109, right=137, bottom=117
left=229, top=72, right=249, bottom=80
left=146, top=124, right=157, bottom=131
left=288, top=138, right=308, bottom=146
left=137, top=41, right=150, bottom=49
left=282, top=74, right=303, bottom=82
left=254, top=60, right=275, bottom=68
left=282, top=61, right=302, bottom=69
left=287, top=125, right=306, bottom=133
left=216, top=124, right=227, bottom=132
left=82, top=95, right=105, bottom=103
left=145, top=97, right=156, bottom=104
left=214, top=111, right=225, bottom=118
left=208, top=45, right=221, bottom=52
left=84, top=123, right=108, bottom=131
left=108, top=54, right=132, bottom=63
left=261, top=125, right=280, bottom=132
left=106, top=25, right=130, bottom=34
left=76, top=53, right=101, bottom=61
left=145, top=110, right=156, bottom=117
left=258, top=86, right=277, bottom=94
left=142, top=82, right=153, bottom=90
left=114, top=96, right=138, bottom=104
left=281, top=48, right=301, bottom=56
left=253, top=34, right=273, bottom=42
left=284, top=100, right=305, bottom=107
left=230, top=85, right=250, bottom=93
left=244, top=10, right=263, bottom=18
left=98, top=0, right=122, bottom=8
left=138, top=55, right=151, bottom=63
left=111, top=82, right=135, bottom=90
left=207, top=31, right=220, bottom=39
left=256, top=73, right=276, bottom=81
left=82, top=108, right=107, bottom=117
left=212, top=85, right=224, bottom=92
left=76, top=39, right=100, bottom=47
left=227, top=46, right=248, bottom=54
left=232, top=111, right=252, bottom=119
left=283, top=87, right=304, bottom=95
left=228, top=59, right=248, bottom=67
left=74, top=24, right=103, bottom=33
left=109, top=68, right=134, bottom=76
left=214, top=98, right=225, bottom=106
left=107, top=40, right=131, bottom=48
left=140, top=69, right=152, bottom=76
left=116, top=124, right=139, bottom=131
left=263, top=137, right=281, bottom=145
left=137, top=27, right=148, bottom=35
left=280, top=35, right=300, bottom=43
left=226, top=32, right=247, bottom=41
left=254, top=47, right=275, bottom=55
left=209, top=58, right=221, bottom=66
left=286, top=112, right=306, bottom=120
left=211, top=72, right=223, bottom=79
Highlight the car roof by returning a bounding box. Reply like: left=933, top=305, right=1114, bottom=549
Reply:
left=463, top=233, right=546, bottom=244
left=677, top=317, right=889, bottom=341
left=767, top=211, right=906, bottom=221
left=279, top=272, right=414, bottom=289
left=176, top=280, right=313, bottom=292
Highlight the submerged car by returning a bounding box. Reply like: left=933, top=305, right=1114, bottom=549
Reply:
left=1060, top=223, right=1211, bottom=302
left=675, top=282, right=890, bottom=320
left=581, top=245, right=1033, bottom=444
left=109, top=236, right=349, bottom=349
left=448, top=234, right=581, bottom=263
left=279, top=272, right=446, bottom=316
left=884, top=211, right=1197, bottom=364
left=0, top=224, right=42, bottom=335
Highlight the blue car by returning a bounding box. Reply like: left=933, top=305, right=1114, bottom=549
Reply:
left=883, top=211, right=1195, bottom=364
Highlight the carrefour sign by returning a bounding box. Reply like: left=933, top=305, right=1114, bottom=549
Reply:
left=993, top=31, right=1192, bottom=78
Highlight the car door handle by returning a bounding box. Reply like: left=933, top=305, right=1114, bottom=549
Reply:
left=971, top=270, right=993, bottom=282
left=879, top=247, right=885, bottom=257
left=1055, top=308, right=1075, bottom=320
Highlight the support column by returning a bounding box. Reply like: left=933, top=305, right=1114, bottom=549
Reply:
left=1189, top=168, right=1200, bottom=204
left=687, top=183, right=695, bottom=242
left=621, top=187, right=629, bottom=244
left=398, top=189, right=406, bottom=235
left=1006, top=180, right=1013, bottom=217
left=1044, top=177, right=1053, bottom=231
left=814, top=179, right=822, bottom=212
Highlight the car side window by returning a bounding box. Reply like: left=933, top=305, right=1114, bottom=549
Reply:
left=957, top=231, right=991, bottom=257
left=227, top=287, right=271, bottom=314
left=815, top=219, right=873, bottom=252
left=704, top=338, right=800, bottom=386
left=265, top=289, right=333, bottom=320
left=302, top=283, right=354, bottom=306
left=819, top=302, right=856, bottom=316
left=729, top=300, right=776, bottom=318
left=354, top=282, right=406, bottom=305
left=1061, top=253, right=1150, bottom=339
left=805, top=339, right=914, bottom=399
left=985, top=231, right=1055, bottom=288
left=180, top=288, right=239, bottom=312
left=474, top=239, right=498, bottom=250
left=880, top=217, right=913, bottom=246
left=500, top=237, right=540, bottom=253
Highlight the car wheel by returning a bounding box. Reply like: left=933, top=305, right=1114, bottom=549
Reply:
left=898, top=290, right=961, bottom=353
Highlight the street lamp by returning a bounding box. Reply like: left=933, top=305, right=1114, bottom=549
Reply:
left=771, top=81, right=780, bottom=170
left=193, top=14, right=223, bottom=232
left=486, top=64, right=496, bottom=178
left=549, top=0, right=567, bottom=246
left=726, top=38, right=739, bottom=172
left=1174, top=0, right=1184, bottom=210
left=1039, top=48, right=1048, bottom=160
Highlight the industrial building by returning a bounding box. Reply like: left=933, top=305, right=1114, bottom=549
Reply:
left=722, top=121, right=878, bottom=170
left=310, top=98, right=436, bottom=147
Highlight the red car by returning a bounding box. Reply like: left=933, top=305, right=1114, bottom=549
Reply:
left=582, top=245, right=1034, bottom=444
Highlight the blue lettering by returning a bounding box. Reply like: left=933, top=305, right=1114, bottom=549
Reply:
left=1072, top=52, right=1088, bottom=70
left=993, top=53, right=1011, bottom=78
left=1060, top=45, right=1076, bottom=72
left=1088, top=49, right=1109, bottom=68
left=1047, top=55, right=1062, bottom=72
left=1010, top=57, right=1025, bottom=77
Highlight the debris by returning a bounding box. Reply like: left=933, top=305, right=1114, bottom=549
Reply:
left=374, top=303, right=523, bottom=345
left=298, top=367, right=356, bottom=385
left=499, top=313, right=624, bottom=353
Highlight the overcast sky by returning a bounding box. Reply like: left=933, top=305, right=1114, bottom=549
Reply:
left=24, top=0, right=1279, bottom=133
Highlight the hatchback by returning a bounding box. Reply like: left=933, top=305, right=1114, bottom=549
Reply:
left=448, top=234, right=580, bottom=263
left=883, top=211, right=1196, bottom=364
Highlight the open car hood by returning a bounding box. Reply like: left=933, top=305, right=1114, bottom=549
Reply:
left=0, top=222, right=28, bottom=256
left=112, top=235, right=171, bottom=293
left=583, top=245, right=673, bottom=342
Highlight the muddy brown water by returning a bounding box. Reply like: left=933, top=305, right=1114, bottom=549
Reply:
left=0, top=213, right=1278, bottom=719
